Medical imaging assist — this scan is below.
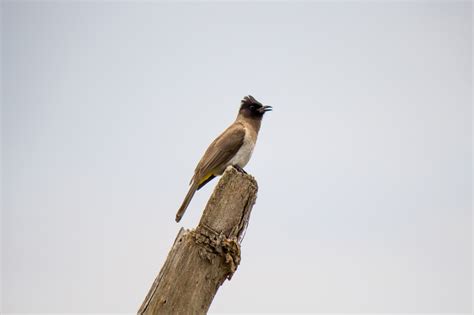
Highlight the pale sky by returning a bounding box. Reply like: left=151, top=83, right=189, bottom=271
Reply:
left=2, top=1, right=472, bottom=313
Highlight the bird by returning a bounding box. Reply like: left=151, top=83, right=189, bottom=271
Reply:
left=175, top=95, right=272, bottom=222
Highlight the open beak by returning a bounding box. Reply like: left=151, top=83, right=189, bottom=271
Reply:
left=258, top=105, right=273, bottom=113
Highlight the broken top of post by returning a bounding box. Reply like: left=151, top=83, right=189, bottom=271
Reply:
left=199, top=166, right=258, bottom=242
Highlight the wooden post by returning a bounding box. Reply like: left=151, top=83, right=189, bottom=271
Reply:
left=138, top=167, right=258, bottom=315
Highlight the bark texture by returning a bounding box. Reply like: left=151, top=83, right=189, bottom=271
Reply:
left=138, top=167, right=258, bottom=315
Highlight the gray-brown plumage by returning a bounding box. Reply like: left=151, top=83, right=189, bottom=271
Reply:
left=175, top=95, right=272, bottom=222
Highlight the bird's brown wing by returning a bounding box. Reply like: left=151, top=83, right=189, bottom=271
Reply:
left=192, top=122, right=245, bottom=184
left=176, top=122, right=245, bottom=222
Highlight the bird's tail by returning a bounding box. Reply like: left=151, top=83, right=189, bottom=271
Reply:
left=175, top=181, right=199, bottom=222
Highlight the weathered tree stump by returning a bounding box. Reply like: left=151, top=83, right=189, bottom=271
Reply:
left=138, top=166, right=258, bottom=314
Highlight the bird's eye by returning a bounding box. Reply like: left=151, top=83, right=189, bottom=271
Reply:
left=249, top=105, right=255, bottom=110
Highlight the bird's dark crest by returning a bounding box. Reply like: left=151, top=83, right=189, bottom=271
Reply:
left=241, top=95, right=262, bottom=107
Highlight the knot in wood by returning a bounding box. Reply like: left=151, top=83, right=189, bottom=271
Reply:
left=191, top=226, right=241, bottom=279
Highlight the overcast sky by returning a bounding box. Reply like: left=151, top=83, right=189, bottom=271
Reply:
left=2, top=1, right=472, bottom=313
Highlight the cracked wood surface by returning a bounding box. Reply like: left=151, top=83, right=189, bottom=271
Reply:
left=138, top=167, right=258, bottom=315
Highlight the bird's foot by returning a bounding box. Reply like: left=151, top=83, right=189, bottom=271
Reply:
left=233, top=165, right=247, bottom=174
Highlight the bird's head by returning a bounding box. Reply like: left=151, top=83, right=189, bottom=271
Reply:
left=239, top=95, right=272, bottom=119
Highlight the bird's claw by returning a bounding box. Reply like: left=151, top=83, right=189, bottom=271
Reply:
left=233, top=165, right=247, bottom=174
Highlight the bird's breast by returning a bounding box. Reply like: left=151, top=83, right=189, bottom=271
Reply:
left=228, top=128, right=256, bottom=168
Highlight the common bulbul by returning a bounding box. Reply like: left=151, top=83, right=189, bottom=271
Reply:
left=175, top=95, right=272, bottom=222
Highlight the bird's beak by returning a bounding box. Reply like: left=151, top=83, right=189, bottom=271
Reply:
left=258, top=105, right=273, bottom=113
